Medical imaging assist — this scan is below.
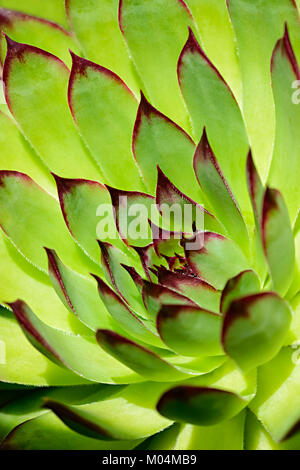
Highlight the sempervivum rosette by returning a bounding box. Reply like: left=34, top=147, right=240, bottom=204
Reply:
left=0, top=0, right=300, bottom=450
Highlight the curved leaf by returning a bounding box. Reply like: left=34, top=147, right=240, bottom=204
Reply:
left=0, top=171, right=98, bottom=275
left=178, top=29, right=250, bottom=218
left=119, top=0, right=194, bottom=130
left=46, top=248, right=112, bottom=332
left=9, top=300, right=142, bottom=384
left=3, top=38, right=102, bottom=180
left=184, top=232, right=250, bottom=289
left=0, top=0, right=69, bottom=27
left=96, top=329, right=197, bottom=382
left=220, top=270, right=261, bottom=314
left=262, top=188, right=295, bottom=296
left=157, top=386, right=246, bottom=426
left=0, top=8, right=78, bottom=66
left=133, top=93, right=198, bottom=200
left=157, top=304, right=223, bottom=356
left=222, top=292, right=292, bottom=372
left=0, top=307, right=88, bottom=386
left=44, top=382, right=171, bottom=441
left=268, top=25, right=300, bottom=223
left=156, top=267, right=221, bottom=312
left=193, top=130, right=249, bottom=252
left=68, top=53, right=144, bottom=190
left=66, top=0, right=139, bottom=93
left=92, top=274, right=162, bottom=347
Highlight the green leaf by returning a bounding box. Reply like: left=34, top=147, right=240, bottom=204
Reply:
left=156, top=267, right=221, bottom=312
left=0, top=383, right=121, bottom=442
left=0, top=412, right=142, bottom=450
left=184, top=232, right=250, bottom=290
left=0, top=233, right=91, bottom=336
left=175, top=412, right=246, bottom=450
left=92, top=274, right=162, bottom=347
left=250, top=347, right=300, bottom=443
left=133, top=93, right=199, bottom=200
left=69, top=53, right=144, bottom=190
left=9, top=300, right=143, bottom=384
left=193, top=130, right=249, bottom=252
left=222, top=292, right=292, bottom=372
left=156, top=167, right=223, bottom=234
left=106, top=186, right=154, bottom=247
left=268, top=26, right=300, bottom=223
left=0, top=307, right=88, bottom=386
left=262, top=188, right=295, bottom=296
left=157, top=386, right=246, bottom=426
left=53, top=174, right=123, bottom=264
left=98, top=242, right=145, bottom=314
left=244, top=410, right=300, bottom=450
left=227, top=0, right=300, bottom=179
left=178, top=29, right=250, bottom=220
left=96, top=329, right=197, bottom=382
left=119, top=0, right=194, bottom=130
left=0, top=0, right=69, bottom=27
left=142, top=281, right=196, bottom=318
left=66, top=0, right=139, bottom=93
left=0, top=8, right=78, bottom=66
left=186, top=0, right=242, bottom=98
left=220, top=270, right=261, bottom=314
left=3, top=38, right=102, bottom=181
left=0, top=110, right=55, bottom=195
left=157, top=304, right=223, bottom=356
left=44, top=383, right=171, bottom=441
left=46, top=248, right=112, bottom=332
left=0, top=171, right=99, bottom=275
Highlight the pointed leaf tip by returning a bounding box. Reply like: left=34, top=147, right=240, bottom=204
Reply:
left=272, top=23, right=300, bottom=79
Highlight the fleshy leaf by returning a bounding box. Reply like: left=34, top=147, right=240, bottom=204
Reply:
left=268, top=25, right=300, bottom=223
left=227, top=0, right=300, bottom=179
left=68, top=53, right=144, bottom=190
left=3, top=38, right=102, bottom=180
left=53, top=174, right=123, bottom=264
left=220, top=270, right=261, bottom=315
left=156, top=267, right=221, bottom=312
left=0, top=307, right=88, bottom=386
left=184, top=232, right=250, bottom=290
left=96, top=330, right=196, bottom=382
left=246, top=151, right=267, bottom=279
left=119, top=0, right=194, bottom=130
left=132, top=93, right=199, bottom=200
left=46, top=248, right=112, bottom=332
left=106, top=186, right=154, bottom=247
left=142, top=281, right=196, bottom=318
left=185, top=0, right=242, bottom=101
left=0, top=0, right=69, bottom=27
left=178, top=29, right=250, bottom=219
left=157, top=386, right=246, bottom=426
left=66, top=0, right=139, bottom=93
left=44, top=383, right=171, bottom=441
left=193, top=130, right=249, bottom=252
left=174, top=412, right=246, bottom=450
left=0, top=109, right=54, bottom=195
left=222, top=292, right=292, bottom=372
left=0, top=171, right=99, bottom=275
left=157, top=305, right=223, bottom=356
left=262, top=188, right=295, bottom=296
left=250, top=347, right=300, bottom=443
left=0, top=8, right=78, bottom=66
left=0, top=412, right=141, bottom=450
left=9, top=300, right=142, bottom=384
left=156, top=166, right=223, bottom=234
left=92, top=274, right=162, bottom=348
left=98, top=241, right=145, bottom=314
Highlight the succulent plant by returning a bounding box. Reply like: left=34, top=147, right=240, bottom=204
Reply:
left=0, top=0, right=300, bottom=451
